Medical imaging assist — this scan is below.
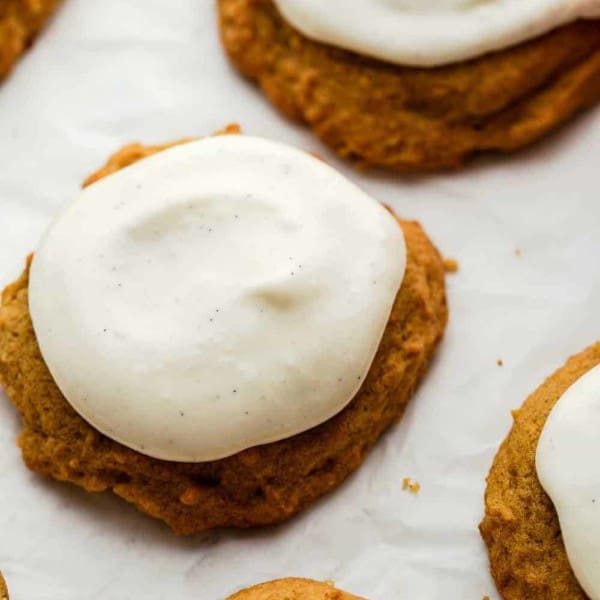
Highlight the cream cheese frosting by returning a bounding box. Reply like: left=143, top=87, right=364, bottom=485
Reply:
left=536, top=363, right=600, bottom=599
left=273, top=0, right=600, bottom=67
left=29, top=135, right=406, bottom=463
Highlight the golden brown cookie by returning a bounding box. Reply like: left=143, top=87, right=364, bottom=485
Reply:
left=227, top=578, right=365, bottom=600
left=480, top=342, right=600, bottom=599
left=0, top=572, right=7, bottom=600
left=0, top=0, right=62, bottom=81
left=218, top=0, right=600, bottom=172
left=0, top=135, right=447, bottom=535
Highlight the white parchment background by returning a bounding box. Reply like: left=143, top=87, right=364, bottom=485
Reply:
left=0, top=1, right=599, bottom=598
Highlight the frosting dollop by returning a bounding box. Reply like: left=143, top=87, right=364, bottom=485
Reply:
left=273, top=0, right=600, bottom=67
left=29, top=135, right=406, bottom=462
left=536, top=363, right=600, bottom=599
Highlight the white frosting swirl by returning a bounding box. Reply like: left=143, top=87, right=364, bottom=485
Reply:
left=273, top=0, right=600, bottom=67
left=536, top=363, right=600, bottom=599
left=29, top=136, right=406, bottom=462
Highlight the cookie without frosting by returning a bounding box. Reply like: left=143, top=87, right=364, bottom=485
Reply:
left=0, top=135, right=447, bottom=535
left=227, top=578, right=365, bottom=600
left=480, top=342, right=600, bottom=599
left=0, top=0, right=62, bottom=80
left=218, top=0, right=600, bottom=172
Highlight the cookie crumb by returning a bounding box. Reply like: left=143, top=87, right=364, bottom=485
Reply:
left=443, top=258, right=459, bottom=273
left=180, top=486, right=204, bottom=506
left=308, top=150, right=327, bottom=163
left=216, top=123, right=242, bottom=136
left=402, top=477, right=421, bottom=494
left=497, top=359, right=503, bottom=367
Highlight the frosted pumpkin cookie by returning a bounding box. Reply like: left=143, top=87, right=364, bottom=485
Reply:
left=228, top=578, right=364, bottom=599
left=218, top=0, right=600, bottom=172
left=480, top=342, right=600, bottom=599
left=0, top=130, right=447, bottom=535
left=0, top=0, right=62, bottom=81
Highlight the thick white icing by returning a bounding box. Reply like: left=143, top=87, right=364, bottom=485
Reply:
left=536, top=362, right=600, bottom=599
left=273, top=0, right=600, bottom=67
left=29, top=135, right=406, bottom=462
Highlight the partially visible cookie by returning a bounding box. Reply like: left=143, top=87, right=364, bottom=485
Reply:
left=227, top=578, right=365, bottom=600
left=0, top=0, right=62, bottom=80
left=480, top=342, right=600, bottom=599
left=0, top=572, right=8, bottom=600
left=218, top=0, right=600, bottom=172
left=0, top=574, right=362, bottom=599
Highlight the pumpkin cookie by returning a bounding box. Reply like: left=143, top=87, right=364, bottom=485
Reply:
left=0, top=572, right=7, bottom=600
left=218, top=0, right=600, bottom=172
left=480, top=342, right=600, bottom=599
left=0, top=134, right=447, bottom=535
left=0, top=0, right=62, bottom=80
left=228, top=578, right=365, bottom=600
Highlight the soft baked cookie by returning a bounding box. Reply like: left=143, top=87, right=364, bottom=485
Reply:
left=0, top=0, right=62, bottom=80
left=227, top=578, right=365, bottom=600
left=480, top=342, right=600, bottom=599
left=0, top=136, right=447, bottom=535
left=0, top=572, right=7, bottom=600
left=218, top=0, right=600, bottom=172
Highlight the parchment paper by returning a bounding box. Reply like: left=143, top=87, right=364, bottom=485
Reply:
left=1, top=1, right=599, bottom=598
